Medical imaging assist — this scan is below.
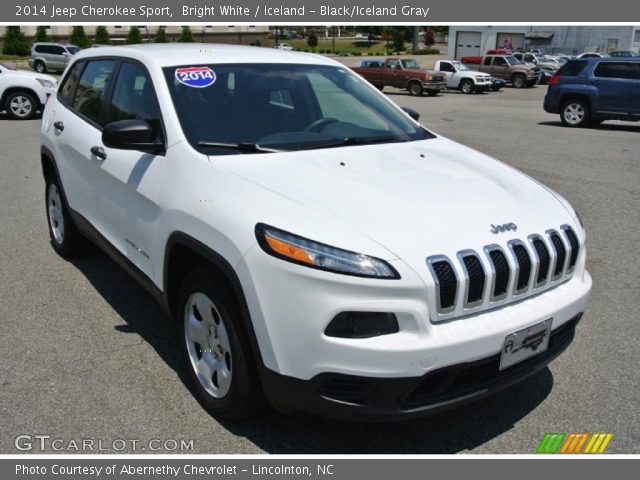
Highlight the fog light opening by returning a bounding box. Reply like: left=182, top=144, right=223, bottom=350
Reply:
left=324, top=312, right=399, bottom=339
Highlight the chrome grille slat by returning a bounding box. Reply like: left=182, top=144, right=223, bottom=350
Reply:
left=427, top=226, right=581, bottom=321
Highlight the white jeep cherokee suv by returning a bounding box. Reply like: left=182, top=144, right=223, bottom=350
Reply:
left=40, top=44, right=591, bottom=421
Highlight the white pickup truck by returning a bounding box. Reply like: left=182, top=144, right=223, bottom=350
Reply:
left=434, top=60, right=492, bottom=94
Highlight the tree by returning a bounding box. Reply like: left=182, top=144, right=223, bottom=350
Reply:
left=69, top=26, right=90, bottom=48
left=177, top=26, right=194, bottom=43
left=306, top=31, right=318, bottom=50
left=1, top=27, right=30, bottom=56
left=34, top=26, right=50, bottom=43
left=125, top=26, right=143, bottom=45
left=424, top=28, right=436, bottom=47
left=94, top=26, right=111, bottom=45
left=154, top=26, right=169, bottom=43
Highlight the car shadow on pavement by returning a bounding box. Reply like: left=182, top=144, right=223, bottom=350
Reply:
left=68, top=245, right=554, bottom=454
left=537, top=120, right=640, bottom=132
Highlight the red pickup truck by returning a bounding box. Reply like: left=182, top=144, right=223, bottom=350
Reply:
left=351, top=57, right=447, bottom=96
left=460, top=48, right=513, bottom=65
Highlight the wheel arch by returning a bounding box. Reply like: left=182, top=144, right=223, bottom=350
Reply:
left=163, top=232, right=265, bottom=368
left=559, top=92, right=592, bottom=111
left=1, top=86, right=42, bottom=109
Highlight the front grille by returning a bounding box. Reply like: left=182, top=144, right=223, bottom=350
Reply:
left=488, top=248, right=510, bottom=298
left=461, top=254, right=485, bottom=304
left=549, top=231, right=567, bottom=278
left=429, top=260, right=458, bottom=310
left=563, top=226, right=580, bottom=270
left=532, top=237, right=551, bottom=285
left=427, top=226, right=580, bottom=318
left=512, top=243, right=532, bottom=292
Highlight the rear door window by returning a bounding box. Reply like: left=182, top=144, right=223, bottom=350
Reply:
left=594, top=62, right=634, bottom=79
left=72, top=59, right=116, bottom=126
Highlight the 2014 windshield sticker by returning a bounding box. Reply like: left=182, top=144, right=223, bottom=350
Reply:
left=175, top=67, right=216, bottom=88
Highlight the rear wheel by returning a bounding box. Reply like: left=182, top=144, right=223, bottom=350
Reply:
left=34, top=60, right=46, bottom=73
left=178, top=267, right=263, bottom=420
left=560, top=99, right=590, bottom=128
left=5, top=91, right=37, bottom=120
left=407, top=81, right=423, bottom=96
left=45, top=174, right=87, bottom=256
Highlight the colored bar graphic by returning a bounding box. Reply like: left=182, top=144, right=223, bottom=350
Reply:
left=537, top=433, right=613, bottom=454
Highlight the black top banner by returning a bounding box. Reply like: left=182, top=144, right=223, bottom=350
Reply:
left=4, top=0, right=640, bottom=22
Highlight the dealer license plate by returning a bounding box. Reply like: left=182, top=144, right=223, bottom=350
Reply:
left=499, top=319, right=552, bottom=370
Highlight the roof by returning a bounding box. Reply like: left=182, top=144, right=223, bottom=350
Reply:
left=72, top=43, right=341, bottom=68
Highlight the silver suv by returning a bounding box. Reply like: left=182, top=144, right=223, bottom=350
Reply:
left=29, top=43, right=80, bottom=73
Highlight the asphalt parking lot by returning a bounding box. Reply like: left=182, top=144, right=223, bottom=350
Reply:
left=0, top=85, right=638, bottom=454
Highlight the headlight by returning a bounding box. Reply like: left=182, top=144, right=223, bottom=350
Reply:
left=255, top=223, right=400, bottom=279
left=36, top=78, right=56, bottom=88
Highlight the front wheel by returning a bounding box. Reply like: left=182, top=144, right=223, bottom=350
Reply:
left=407, top=81, right=423, bottom=96
left=178, top=267, right=263, bottom=420
left=560, top=99, right=590, bottom=128
left=5, top=91, right=37, bottom=120
left=460, top=79, right=474, bottom=94
left=512, top=74, right=525, bottom=89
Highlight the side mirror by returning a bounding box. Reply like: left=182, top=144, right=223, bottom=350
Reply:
left=102, top=119, right=164, bottom=154
left=401, top=107, right=420, bottom=121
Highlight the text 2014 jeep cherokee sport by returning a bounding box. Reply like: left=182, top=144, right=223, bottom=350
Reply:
left=41, top=45, right=591, bottom=421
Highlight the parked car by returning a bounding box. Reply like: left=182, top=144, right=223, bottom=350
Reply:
left=41, top=44, right=591, bottom=421
left=513, top=52, right=560, bottom=72
left=29, top=43, right=80, bottom=73
left=543, top=57, right=640, bottom=127
left=490, top=77, right=506, bottom=91
left=351, top=57, right=447, bottom=96
left=609, top=51, right=638, bottom=58
left=475, top=54, right=541, bottom=88
left=434, top=60, right=492, bottom=93
left=0, top=63, right=56, bottom=119
left=276, top=43, right=293, bottom=51
left=576, top=52, right=605, bottom=58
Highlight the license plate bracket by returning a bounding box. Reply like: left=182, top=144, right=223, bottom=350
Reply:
left=499, top=319, right=552, bottom=370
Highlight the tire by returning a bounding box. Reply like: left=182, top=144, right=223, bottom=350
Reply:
left=426, top=90, right=439, bottom=96
left=560, top=99, right=590, bottom=128
left=178, top=267, right=263, bottom=420
left=4, top=91, right=37, bottom=120
left=460, top=79, right=474, bottom=94
left=45, top=174, right=87, bottom=256
left=407, top=81, right=423, bottom=96
left=34, top=61, right=46, bottom=73
left=512, top=74, right=526, bottom=89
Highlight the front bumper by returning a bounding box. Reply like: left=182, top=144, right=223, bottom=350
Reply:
left=262, top=314, right=581, bottom=421
left=423, top=81, right=448, bottom=91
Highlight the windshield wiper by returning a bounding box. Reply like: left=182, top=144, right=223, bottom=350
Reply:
left=197, top=141, right=285, bottom=153
left=304, top=135, right=405, bottom=150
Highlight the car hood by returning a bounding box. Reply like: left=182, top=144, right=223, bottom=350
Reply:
left=214, top=137, right=574, bottom=272
left=7, top=69, right=56, bottom=84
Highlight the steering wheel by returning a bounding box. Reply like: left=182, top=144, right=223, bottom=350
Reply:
left=303, top=117, right=340, bottom=132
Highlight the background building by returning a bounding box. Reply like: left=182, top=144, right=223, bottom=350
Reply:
left=448, top=26, right=640, bottom=59
left=0, top=25, right=269, bottom=48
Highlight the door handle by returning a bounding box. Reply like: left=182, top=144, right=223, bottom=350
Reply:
left=90, top=146, right=107, bottom=160
left=53, top=121, right=64, bottom=131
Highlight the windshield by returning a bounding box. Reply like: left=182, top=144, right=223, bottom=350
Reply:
left=164, top=63, right=433, bottom=155
left=452, top=61, right=469, bottom=71
left=400, top=59, right=420, bottom=69
left=506, top=56, right=521, bottom=65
